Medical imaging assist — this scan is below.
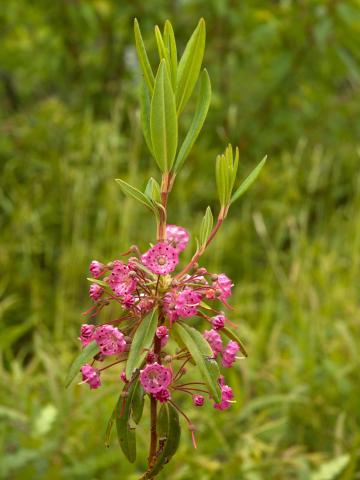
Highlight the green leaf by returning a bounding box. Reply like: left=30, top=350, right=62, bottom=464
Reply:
left=154, top=25, right=170, bottom=75
left=230, top=155, right=267, bottom=204
left=116, top=379, right=142, bottom=463
left=65, top=341, right=99, bottom=388
left=216, top=154, right=227, bottom=207
left=86, top=277, right=108, bottom=288
left=115, top=179, right=154, bottom=211
left=134, top=19, right=154, bottom=93
left=145, top=403, right=181, bottom=478
left=172, top=322, right=221, bottom=402
left=105, top=410, right=116, bottom=447
left=144, top=177, right=161, bottom=203
left=126, top=310, right=158, bottom=379
left=164, top=20, right=177, bottom=88
left=176, top=18, right=206, bottom=115
left=140, top=81, right=153, bottom=154
left=150, top=61, right=178, bottom=172
left=132, top=383, right=145, bottom=424
left=222, top=327, right=248, bottom=358
left=174, top=69, right=211, bottom=173
left=199, top=206, right=213, bottom=247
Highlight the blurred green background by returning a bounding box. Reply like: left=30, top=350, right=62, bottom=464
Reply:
left=1, top=1, right=360, bottom=479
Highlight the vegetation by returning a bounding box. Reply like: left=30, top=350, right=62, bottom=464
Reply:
left=1, top=1, right=359, bottom=479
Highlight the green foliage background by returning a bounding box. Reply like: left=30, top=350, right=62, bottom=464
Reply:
left=1, top=1, right=359, bottom=479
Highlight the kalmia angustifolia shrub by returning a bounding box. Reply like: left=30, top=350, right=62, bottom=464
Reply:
left=66, top=17, right=266, bottom=479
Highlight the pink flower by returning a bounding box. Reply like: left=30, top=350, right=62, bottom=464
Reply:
left=120, top=371, right=127, bottom=383
left=211, top=314, right=225, bottom=330
left=141, top=243, right=179, bottom=275
left=166, top=224, right=189, bottom=253
left=156, top=325, right=169, bottom=347
left=109, top=260, right=137, bottom=297
left=153, top=388, right=171, bottom=403
left=204, top=329, right=223, bottom=357
left=81, top=364, right=101, bottom=389
left=214, top=376, right=233, bottom=410
left=222, top=341, right=240, bottom=368
left=140, top=362, right=172, bottom=394
left=213, top=273, right=233, bottom=301
left=89, top=283, right=103, bottom=301
left=79, top=324, right=95, bottom=347
left=163, top=291, right=180, bottom=322
left=122, top=294, right=135, bottom=309
left=94, top=325, right=126, bottom=356
left=89, top=260, right=104, bottom=278
left=163, top=288, right=202, bottom=322
left=175, top=288, right=202, bottom=318
left=193, top=395, right=204, bottom=407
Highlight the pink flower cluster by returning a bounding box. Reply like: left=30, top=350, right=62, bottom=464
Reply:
left=79, top=224, right=241, bottom=418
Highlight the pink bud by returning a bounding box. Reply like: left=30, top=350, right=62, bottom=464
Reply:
left=193, top=395, right=205, bottom=407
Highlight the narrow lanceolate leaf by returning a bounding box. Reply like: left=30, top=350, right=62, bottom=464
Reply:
left=105, top=409, right=116, bottom=447
left=172, top=322, right=221, bottom=402
left=222, top=327, right=248, bottom=358
left=144, top=403, right=181, bottom=478
left=116, top=379, right=143, bottom=463
left=131, top=383, right=145, bottom=424
left=174, top=69, right=211, bottom=173
left=140, top=81, right=153, bottom=154
left=115, top=179, right=154, bottom=211
left=176, top=18, right=206, bottom=115
left=126, top=310, right=158, bottom=380
left=144, top=177, right=161, bottom=203
left=164, top=20, right=177, bottom=88
left=134, top=19, right=154, bottom=93
left=65, top=341, right=99, bottom=388
left=154, top=26, right=170, bottom=73
left=150, top=60, right=178, bottom=172
left=199, top=206, right=213, bottom=247
left=216, top=154, right=227, bottom=207
left=230, top=156, right=267, bottom=204
left=86, top=277, right=109, bottom=289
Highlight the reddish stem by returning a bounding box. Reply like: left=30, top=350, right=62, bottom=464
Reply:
left=175, top=216, right=224, bottom=279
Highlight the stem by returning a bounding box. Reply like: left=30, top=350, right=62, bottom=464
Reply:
left=157, top=172, right=174, bottom=242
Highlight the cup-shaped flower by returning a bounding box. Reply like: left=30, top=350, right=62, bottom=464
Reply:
left=94, top=325, right=126, bottom=356
left=89, top=260, right=104, bottom=278
left=140, top=362, right=172, bottom=394
left=213, top=273, right=233, bottom=301
left=81, top=364, right=101, bottom=389
left=222, top=340, right=240, bottom=368
left=211, top=314, right=225, bottom=330
left=79, top=324, right=95, bottom=347
left=141, top=243, right=179, bottom=275
left=89, top=283, right=103, bottom=301
left=166, top=224, right=189, bottom=253
left=109, top=260, right=137, bottom=297
left=203, top=329, right=223, bottom=357
left=176, top=288, right=202, bottom=318
left=214, top=376, right=233, bottom=410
